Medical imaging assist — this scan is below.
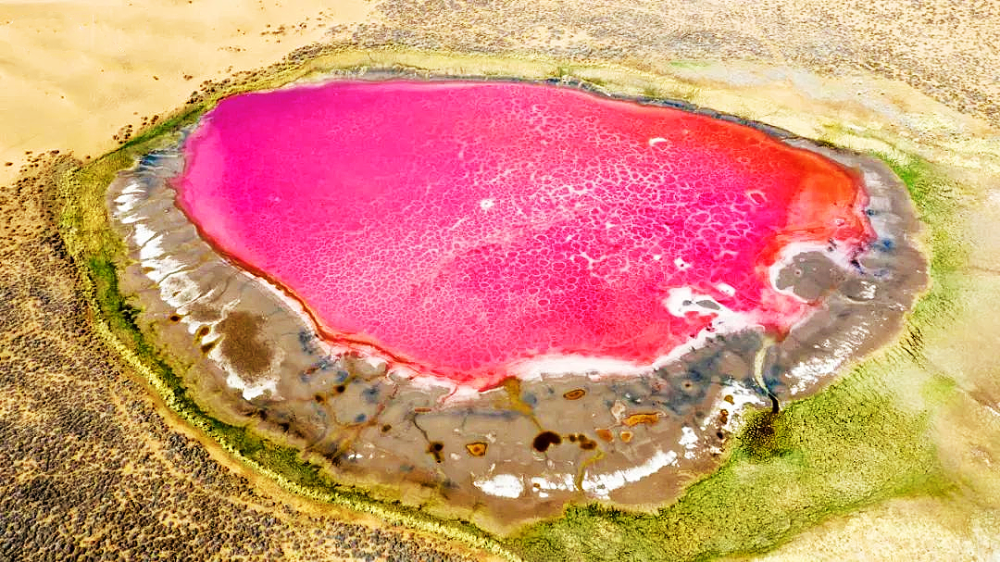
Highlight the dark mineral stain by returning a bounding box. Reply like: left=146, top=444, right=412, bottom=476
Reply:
left=298, top=330, right=317, bottom=353
left=465, top=442, right=488, bottom=457
left=380, top=424, right=392, bottom=433
left=532, top=431, right=562, bottom=452
left=199, top=340, right=217, bottom=354
left=427, top=441, right=444, bottom=463
left=569, top=433, right=599, bottom=450
left=563, top=388, right=586, bottom=400
left=361, top=386, right=379, bottom=402
left=739, top=409, right=790, bottom=461
left=195, top=325, right=210, bottom=339
left=217, top=311, right=274, bottom=378
left=168, top=313, right=182, bottom=322
left=595, top=428, right=613, bottom=442
left=334, top=384, right=346, bottom=394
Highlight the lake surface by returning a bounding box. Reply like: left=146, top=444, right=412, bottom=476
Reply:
left=175, top=79, right=874, bottom=389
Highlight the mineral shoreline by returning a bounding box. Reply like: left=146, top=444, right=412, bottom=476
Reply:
left=105, top=70, right=927, bottom=531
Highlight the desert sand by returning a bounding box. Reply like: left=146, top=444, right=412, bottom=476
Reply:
left=0, top=0, right=376, bottom=185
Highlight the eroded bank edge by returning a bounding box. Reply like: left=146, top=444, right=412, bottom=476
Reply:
left=56, top=110, right=517, bottom=562
left=56, top=46, right=969, bottom=561
left=506, top=153, right=967, bottom=561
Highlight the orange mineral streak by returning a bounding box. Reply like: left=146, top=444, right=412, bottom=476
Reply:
left=759, top=155, right=876, bottom=268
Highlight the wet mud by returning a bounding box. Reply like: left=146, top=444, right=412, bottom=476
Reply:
left=104, top=76, right=927, bottom=531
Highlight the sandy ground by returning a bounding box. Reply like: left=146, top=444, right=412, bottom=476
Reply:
left=3, top=0, right=1000, bottom=560
left=0, top=0, right=376, bottom=185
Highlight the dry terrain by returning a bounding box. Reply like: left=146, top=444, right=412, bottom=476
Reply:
left=2, top=0, right=1000, bottom=560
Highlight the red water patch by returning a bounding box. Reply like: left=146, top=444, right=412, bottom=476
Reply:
left=175, top=80, right=873, bottom=389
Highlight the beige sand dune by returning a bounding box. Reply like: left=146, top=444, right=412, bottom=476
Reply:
left=0, top=0, right=375, bottom=185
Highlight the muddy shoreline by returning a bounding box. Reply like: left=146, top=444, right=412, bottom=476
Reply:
left=105, top=72, right=928, bottom=532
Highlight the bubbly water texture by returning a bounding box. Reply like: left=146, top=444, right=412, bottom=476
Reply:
left=176, top=80, right=873, bottom=389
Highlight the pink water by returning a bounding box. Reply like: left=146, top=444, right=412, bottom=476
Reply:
left=176, top=80, right=874, bottom=389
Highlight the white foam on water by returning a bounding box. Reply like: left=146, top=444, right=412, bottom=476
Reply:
left=114, top=192, right=143, bottom=214
left=498, top=448, right=681, bottom=501
left=131, top=222, right=157, bottom=249
left=224, top=372, right=279, bottom=401
left=699, top=381, right=766, bottom=432
left=715, top=282, right=736, bottom=297
left=500, top=285, right=762, bottom=383
left=579, top=448, right=679, bottom=499
left=680, top=426, right=699, bottom=459
left=786, top=322, right=872, bottom=395
left=473, top=473, right=524, bottom=499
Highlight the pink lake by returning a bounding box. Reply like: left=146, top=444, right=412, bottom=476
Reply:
left=175, top=80, right=874, bottom=390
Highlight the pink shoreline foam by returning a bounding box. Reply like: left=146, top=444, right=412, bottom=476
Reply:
left=175, top=79, right=874, bottom=389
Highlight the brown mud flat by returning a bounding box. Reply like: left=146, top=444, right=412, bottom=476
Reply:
left=105, top=73, right=927, bottom=532
left=0, top=155, right=484, bottom=562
